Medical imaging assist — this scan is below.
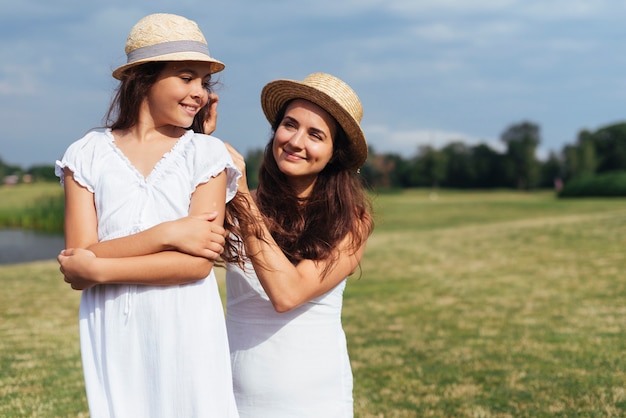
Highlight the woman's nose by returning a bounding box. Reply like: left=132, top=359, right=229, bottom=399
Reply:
left=288, top=130, right=305, bottom=148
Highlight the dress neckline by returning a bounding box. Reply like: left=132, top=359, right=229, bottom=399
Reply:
left=105, top=128, right=192, bottom=183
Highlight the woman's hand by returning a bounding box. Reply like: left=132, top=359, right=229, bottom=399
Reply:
left=224, top=142, right=250, bottom=194
left=58, top=248, right=99, bottom=290
left=203, top=93, right=219, bottom=135
left=164, top=212, right=227, bottom=259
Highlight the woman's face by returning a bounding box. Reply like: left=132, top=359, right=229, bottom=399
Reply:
left=145, top=61, right=213, bottom=129
left=272, top=99, right=337, bottom=195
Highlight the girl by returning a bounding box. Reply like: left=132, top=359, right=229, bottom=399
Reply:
left=56, top=13, right=239, bottom=417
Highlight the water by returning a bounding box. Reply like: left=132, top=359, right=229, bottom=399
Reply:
left=0, top=229, right=65, bottom=264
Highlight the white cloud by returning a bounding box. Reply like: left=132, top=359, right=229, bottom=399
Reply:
left=365, top=124, right=503, bottom=157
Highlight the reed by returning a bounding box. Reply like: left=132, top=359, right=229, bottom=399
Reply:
left=0, top=182, right=64, bottom=232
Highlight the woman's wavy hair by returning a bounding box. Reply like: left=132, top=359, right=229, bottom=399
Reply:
left=104, top=62, right=216, bottom=131
left=223, top=100, right=374, bottom=278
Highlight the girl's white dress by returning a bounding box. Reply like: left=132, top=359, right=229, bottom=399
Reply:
left=56, top=129, right=240, bottom=418
left=226, top=261, right=353, bottom=418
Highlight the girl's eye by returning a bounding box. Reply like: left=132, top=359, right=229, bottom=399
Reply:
left=203, top=82, right=213, bottom=92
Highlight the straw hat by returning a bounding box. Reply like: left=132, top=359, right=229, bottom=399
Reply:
left=261, top=73, right=367, bottom=170
left=112, top=13, right=225, bottom=80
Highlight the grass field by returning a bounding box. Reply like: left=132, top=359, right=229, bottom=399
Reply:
left=1, top=185, right=625, bottom=417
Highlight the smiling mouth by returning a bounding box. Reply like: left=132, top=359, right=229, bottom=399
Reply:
left=181, top=104, right=199, bottom=113
left=284, top=150, right=306, bottom=160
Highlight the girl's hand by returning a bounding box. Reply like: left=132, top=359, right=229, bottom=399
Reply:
left=165, top=212, right=226, bottom=259
left=202, top=93, right=219, bottom=135
left=58, top=248, right=99, bottom=290
left=224, top=142, right=250, bottom=194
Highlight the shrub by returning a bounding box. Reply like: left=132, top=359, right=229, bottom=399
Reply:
left=559, top=171, right=626, bottom=197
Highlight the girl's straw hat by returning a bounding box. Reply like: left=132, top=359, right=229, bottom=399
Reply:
left=261, top=73, right=367, bottom=170
left=112, top=13, right=225, bottom=80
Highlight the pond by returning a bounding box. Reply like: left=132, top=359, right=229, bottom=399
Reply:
left=0, top=229, right=65, bottom=265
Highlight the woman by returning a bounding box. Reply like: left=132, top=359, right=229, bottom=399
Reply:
left=223, top=72, right=374, bottom=417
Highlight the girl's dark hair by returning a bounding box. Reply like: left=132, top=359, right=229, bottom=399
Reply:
left=224, top=100, right=373, bottom=278
left=104, top=62, right=217, bottom=131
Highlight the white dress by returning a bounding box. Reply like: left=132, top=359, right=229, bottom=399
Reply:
left=56, top=129, right=240, bottom=418
left=226, top=260, right=353, bottom=418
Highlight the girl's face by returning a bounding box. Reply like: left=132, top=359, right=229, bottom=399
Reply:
left=145, top=61, right=213, bottom=129
left=272, top=99, right=336, bottom=196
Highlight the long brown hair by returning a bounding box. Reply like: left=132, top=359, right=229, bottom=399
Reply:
left=224, top=100, right=373, bottom=277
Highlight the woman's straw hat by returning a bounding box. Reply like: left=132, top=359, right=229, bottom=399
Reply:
left=261, top=73, right=367, bottom=170
left=112, top=13, right=225, bottom=80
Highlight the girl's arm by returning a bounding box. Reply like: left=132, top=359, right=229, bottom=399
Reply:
left=59, top=167, right=228, bottom=290
left=226, top=144, right=369, bottom=313
left=85, top=211, right=226, bottom=260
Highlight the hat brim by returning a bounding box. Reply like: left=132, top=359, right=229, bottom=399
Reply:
left=261, top=79, right=367, bottom=170
left=112, top=51, right=225, bottom=80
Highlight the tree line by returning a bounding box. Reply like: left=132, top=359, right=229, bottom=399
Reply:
left=364, top=120, right=626, bottom=190
left=3, top=120, right=626, bottom=190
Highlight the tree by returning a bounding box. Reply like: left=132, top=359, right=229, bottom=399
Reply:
left=539, top=151, right=563, bottom=189
left=244, top=148, right=265, bottom=190
left=441, top=142, right=474, bottom=188
left=589, top=122, right=626, bottom=173
left=27, top=165, right=57, bottom=182
left=415, top=145, right=448, bottom=188
left=501, top=121, right=541, bottom=190
left=470, top=143, right=507, bottom=188
left=576, top=130, right=597, bottom=177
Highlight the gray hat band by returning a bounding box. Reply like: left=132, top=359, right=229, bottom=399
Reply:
left=127, top=40, right=210, bottom=63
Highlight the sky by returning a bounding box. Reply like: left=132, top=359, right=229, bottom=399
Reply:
left=1, top=0, right=626, bottom=168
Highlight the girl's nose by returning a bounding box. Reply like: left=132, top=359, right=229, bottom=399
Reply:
left=191, top=80, right=208, bottom=101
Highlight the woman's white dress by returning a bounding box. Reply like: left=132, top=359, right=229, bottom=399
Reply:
left=226, top=261, right=353, bottom=418
left=56, top=129, right=240, bottom=418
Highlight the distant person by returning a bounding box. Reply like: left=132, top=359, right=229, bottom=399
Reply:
left=55, top=13, right=239, bottom=417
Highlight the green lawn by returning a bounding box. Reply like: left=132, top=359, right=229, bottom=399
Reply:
left=1, top=186, right=625, bottom=417
left=349, top=189, right=626, bottom=417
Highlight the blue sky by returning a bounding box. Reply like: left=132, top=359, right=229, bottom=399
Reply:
left=2, top=0, right=626, bottom=168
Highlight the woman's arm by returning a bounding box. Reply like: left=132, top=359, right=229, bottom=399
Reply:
left=226, top=144, right=368, bottom=313
left=59, top=167, right=228, bottom=289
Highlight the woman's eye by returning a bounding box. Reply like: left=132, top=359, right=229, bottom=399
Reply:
left=203, top=82, right=213, bottom=92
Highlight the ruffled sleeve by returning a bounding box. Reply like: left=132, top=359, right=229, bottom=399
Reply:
left=189, top=133, right=241, bottom=203
left=55, top=131, right=108, bottom=193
